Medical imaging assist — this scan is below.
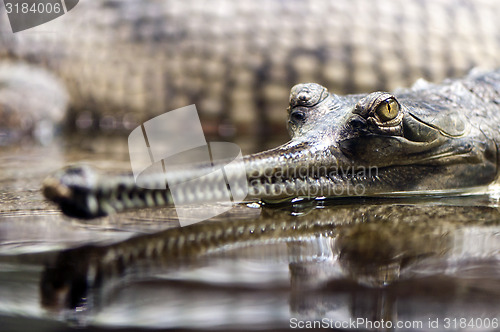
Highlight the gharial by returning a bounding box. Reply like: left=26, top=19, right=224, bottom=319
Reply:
left=43, top=69, right=500, bottom=218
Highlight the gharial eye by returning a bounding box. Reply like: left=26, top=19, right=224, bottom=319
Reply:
left=375, top=98, right=400, bottom=121
left=290, top=110, right=306, bottom=123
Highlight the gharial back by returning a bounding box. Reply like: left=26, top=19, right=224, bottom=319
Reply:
left=393, top=69, right=500, bottom=144
left=1, top=0, right=500, bottom=136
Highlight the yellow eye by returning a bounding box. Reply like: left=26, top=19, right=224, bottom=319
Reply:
left=375, top=98, right=400, bottom=121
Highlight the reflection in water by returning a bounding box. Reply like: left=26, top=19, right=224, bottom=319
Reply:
left=1, top=135, right=497, bottom=330
left=38, top=198, right=500, bottom=329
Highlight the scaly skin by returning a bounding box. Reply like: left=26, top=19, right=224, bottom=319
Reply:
left=1, top=0, right=500, bottom=136
left=43, top=69, right=500, bottom=218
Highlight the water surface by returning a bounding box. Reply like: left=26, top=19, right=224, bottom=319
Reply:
left=0, top=136, right=499, bottom=331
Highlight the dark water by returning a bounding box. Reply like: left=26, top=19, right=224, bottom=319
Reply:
left=0, top=136, right=499, bottom=331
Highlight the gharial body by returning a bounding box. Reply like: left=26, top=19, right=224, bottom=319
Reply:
left=43, top=69, right=500, bottom=218
left=1, top=0, right=500, bottom=139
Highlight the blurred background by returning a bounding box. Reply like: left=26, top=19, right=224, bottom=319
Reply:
left=1, top=0, right=500, bottom=149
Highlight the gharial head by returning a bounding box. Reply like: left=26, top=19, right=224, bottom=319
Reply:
left=275, top=79, right=498, bottom=195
